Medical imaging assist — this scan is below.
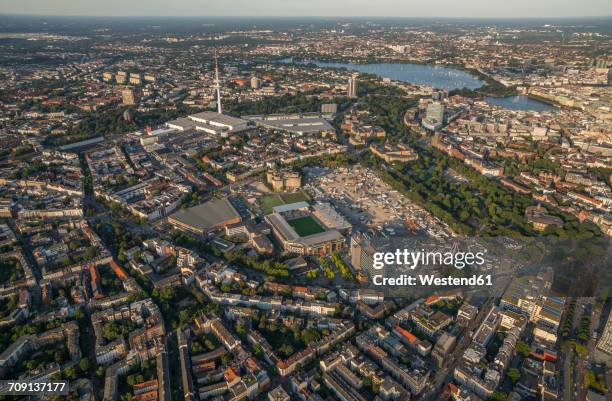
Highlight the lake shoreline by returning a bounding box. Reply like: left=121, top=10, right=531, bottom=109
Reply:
left=483, top=95, right=554, bottom=112
left=279, top=57, right=485, bottom=90
left=278, top=57, right=555, bottom=112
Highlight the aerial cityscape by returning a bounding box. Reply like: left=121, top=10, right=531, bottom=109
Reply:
left=0, top=3, right=611, bottom=401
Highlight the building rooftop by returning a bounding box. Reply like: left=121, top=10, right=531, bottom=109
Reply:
left=189, top=111, right=247, bottom=127
left=272, top=201, right=310, bottom=214
left=252, top=116, right=335, bottom=134
left=170, top=197, right=240, bottom=231
left=166, top=117, right=196, bottom=130
left=299, top=229, right=344, bottom=246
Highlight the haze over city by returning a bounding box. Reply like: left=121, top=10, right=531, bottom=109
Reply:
left=0, top=0, right=611, bottom=18
left=0, top=4, right=610, bottom=401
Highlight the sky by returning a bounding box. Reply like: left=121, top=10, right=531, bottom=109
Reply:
left=0, top=0, right=610, bottom=18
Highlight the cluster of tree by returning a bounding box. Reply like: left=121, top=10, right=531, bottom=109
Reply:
left=319, top=257, right=335, bottom=280
left=151, top=284, right=219, bottom=330
left=93, top=220, right=143, bottom=262
left=577, top=313, right=591, bottom=342
left=0, top=294, right=19, bottom=316
left=171, top=230, right=220, bottom=258
left=516, top=341, right=531, bottom=358
left=69, top=245, right=98, bottom=264
left=361, top=376, right=381, bottom=395
left=119, top=359, right=159, bottom=401
left=331, top=253, right=353, bottom=280
left=562, top=338, right=589, bottom=359
left=229, top=276, right=265, bottom=295
left=432, top=299, right=460, bottom=315
left=59, top=358, right=90, bottom=383
left=44, top=104, right=198, bottom=146
left=367, top=142, right=601, bottom=239
left=305, top=269, right=318, bottom=280
left=100, top=273, right=124, bottom=295
left=225, top=249, right=290, bottom=279
left=0, top=321, right=50, bottom=350
left=490, top=391, right=508, bottom=401
left=172, top=290, right=220, bottom=330
left=585, top=369, right=607, bottom=394
left=486, top=332, right=507, bottom=362
left=102, top=319, right=137, bottom=341
left=506, top=367, right=521, bottom=384
left=561, top=301, right=577, bottom=338
left=226, top=93, right=334, bottom=116
left=491, top=153, right=564, bottom=178
left=449, top=67, right=517, bottom=98
left=0, top=258, right=23, bottom=285
left=255, top=316, right=322, bottom=356
left=8, top=158, right=49, bottom=179
left=18, top=345, right=69, bottom=372
left=590, top=167, right=612, bottom=186
left=179, top=189, right=210, bottom=209
left=190, top=335, right=218, bottom=353
left=357, top=77, right=406, bottom=98
left=358, top=95, right=417, bottom=138
left=292, top=152, right=358, bottom=170
left=366, top=153, right=531, bottom=236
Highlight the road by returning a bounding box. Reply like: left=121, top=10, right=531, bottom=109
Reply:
left=422, top=298, right=494, bottom=401
left=561, top=297, right=597, bottom=401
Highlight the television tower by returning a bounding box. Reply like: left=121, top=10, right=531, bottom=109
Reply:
left=214, top=50, right=222, bottom=114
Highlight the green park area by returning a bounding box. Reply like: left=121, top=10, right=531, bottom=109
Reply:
left=259, top=190, right=310, bottom=214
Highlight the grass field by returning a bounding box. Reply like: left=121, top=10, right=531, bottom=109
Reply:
left=259, top=195, right=285, bottom=215
left=260, top=190, right=310, bottom=214
left=287, top=216, right=325, bottom=237
left=280, top=191, right=309, bottom=204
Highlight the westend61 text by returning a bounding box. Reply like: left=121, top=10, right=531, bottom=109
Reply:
left=372, top=274, right=493, bottom=287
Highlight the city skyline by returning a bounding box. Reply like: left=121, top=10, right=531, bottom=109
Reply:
left=1, top=0, right=611, bottom=18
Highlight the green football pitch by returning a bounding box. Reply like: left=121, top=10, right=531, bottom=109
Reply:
left=287, top=216, right=325, bottom=237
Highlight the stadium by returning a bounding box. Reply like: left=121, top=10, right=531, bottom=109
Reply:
left=264, top=202, right=349, bottom=256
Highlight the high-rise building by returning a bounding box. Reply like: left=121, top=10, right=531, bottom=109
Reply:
left=122, top=88, right=136, bottom=105
left=116, top=71, right=127, bottom=84
left=350, top=234, right=375, bottom=276
left=427, top=102, right=445, bottom=123
left=347, top=74, right=358, bottom=98
left=102, top=72, right=113, bottom=82
left=422, top=101, right=445, bottom=131
left=432, top=90, right=447, bottom=101
left=250, top=76, right=261, bottom=89
left=129, top=73, right=142, bottom=85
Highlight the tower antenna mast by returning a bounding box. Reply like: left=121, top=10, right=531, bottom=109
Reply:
left=214, top=50, right=222, bottom=114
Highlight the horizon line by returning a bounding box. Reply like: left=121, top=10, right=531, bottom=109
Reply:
left=1, top=13, right=611, bottom=20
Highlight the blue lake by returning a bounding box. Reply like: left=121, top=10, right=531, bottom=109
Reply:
left=279, top=58, right=484, bottom=90
left=483, top=95, right=553, bottom=112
